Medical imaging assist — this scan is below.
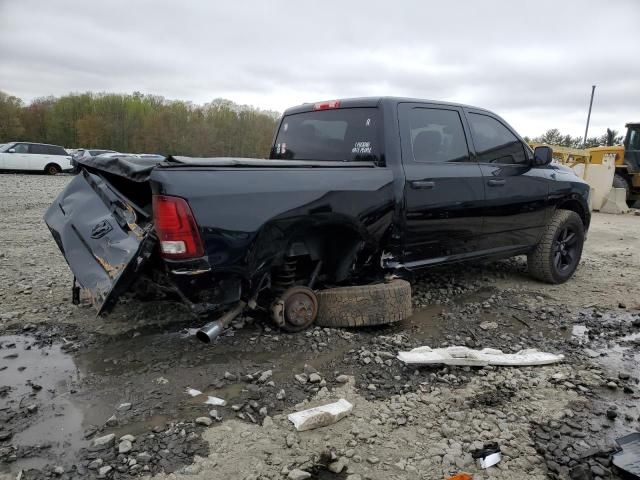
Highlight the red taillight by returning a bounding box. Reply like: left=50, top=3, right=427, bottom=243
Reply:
left=313, top=100, right=341, bottom=110
left=152, top=195, right=204, bottom=259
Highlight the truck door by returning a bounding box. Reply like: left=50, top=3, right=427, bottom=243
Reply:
left=398, top=103, right=485, bottom=266
left=464, top=109, right=550, bottom=250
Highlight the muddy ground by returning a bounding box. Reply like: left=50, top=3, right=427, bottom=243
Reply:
left=0, top=173, right=639, bottom=480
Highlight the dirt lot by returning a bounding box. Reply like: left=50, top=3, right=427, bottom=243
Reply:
left=1, top=173, right=639, bottom=480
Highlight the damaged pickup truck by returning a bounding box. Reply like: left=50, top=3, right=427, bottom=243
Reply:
left=45, top=97, right=591, bottom=340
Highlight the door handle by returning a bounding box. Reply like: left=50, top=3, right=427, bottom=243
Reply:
left=410, top=180, right=435, bottom=189
left=487, top=179, right=506, bottom=187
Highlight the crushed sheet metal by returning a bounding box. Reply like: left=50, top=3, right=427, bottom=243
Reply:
left=612, top=432, right=640, bottom=479
left=287, top=398, right=353, bottom=432
left=94, top=256, right=125, bottom=279
left=397, top=346, right=564, bottom=367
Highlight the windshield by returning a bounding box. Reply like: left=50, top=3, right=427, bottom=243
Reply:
left=270, top=107, right=382, bottom=163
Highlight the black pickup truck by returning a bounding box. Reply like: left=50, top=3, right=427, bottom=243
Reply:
left=45, top=97, right=590, bottom=337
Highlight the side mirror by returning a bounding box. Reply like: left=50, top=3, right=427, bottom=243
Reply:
left=7, top=148, right=15, bottom=153
left=533, top=146, right=553, bottom=166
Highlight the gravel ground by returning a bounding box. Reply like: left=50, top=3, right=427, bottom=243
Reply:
left=0, top=173, right=639, bottom=480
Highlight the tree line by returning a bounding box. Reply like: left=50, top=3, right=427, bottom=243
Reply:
left=0, top=91, right=279, bottom=158
left=524, top=128, right=624, bottom=149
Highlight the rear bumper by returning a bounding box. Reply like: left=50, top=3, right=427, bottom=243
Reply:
left=163, top=256, right=243, bottom=310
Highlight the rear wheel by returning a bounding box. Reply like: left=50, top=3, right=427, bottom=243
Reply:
left=45, top=163, right=62, bottom=175
left=527, top=210, right=584, bottom=284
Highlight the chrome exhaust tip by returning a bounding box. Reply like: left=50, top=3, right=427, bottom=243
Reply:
left=196, top=321, right=225, bottom=343
left=195, top=301, right=246, bottom=344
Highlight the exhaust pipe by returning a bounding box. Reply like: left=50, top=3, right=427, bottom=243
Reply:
left=196, top=301, right=246, bottom=343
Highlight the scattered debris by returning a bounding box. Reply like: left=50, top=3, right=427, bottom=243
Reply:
left=287, top=399, right=353, bottom=432
left=472, top=442, right=502, bottom=469
left=204, top=396, right=227, bottom=406
left=397, top=346, right=564, bottom=366
left=185, top=387, right=202, bottom=397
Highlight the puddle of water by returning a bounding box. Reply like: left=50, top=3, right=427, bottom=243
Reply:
left=0, top=335, right=83, bottom=472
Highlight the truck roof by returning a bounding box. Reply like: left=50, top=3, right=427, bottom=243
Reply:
left=283, top=96, right=493, bottom=115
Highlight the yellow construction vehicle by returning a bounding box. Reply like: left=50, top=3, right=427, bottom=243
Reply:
left=531, top=122, right=640, bottom=208
left=616, top=122, right=640, bottom=204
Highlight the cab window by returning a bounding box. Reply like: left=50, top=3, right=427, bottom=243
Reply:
left=408, top=108, right=471, bottom=163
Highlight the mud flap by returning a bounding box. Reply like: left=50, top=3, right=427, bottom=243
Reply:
left=44, top=170, right=155, bottom=314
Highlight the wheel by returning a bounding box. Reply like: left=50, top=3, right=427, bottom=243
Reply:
left=279, top=286, right=318, bottom=332
left=45, top=163, right=62, bottom=175
left=613, top=173, right=631, bottom=205
left=527, top=210, right=584, bottom=284
left=315, top=279, right=412, bottom=328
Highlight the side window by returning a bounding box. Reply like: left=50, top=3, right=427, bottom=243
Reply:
left=408, top=108, right=470, bottom=163
left=30, top=144, right=49, bottom=155
left=48, top=145, right=66, bottom=155
left=14, top=144, right=29, bottom=154
left=468, top=113, right=527, bottom=165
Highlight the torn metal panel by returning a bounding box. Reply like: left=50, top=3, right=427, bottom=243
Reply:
left=44, top=170, right=155, bottom=314
left=612, top=432, right=640, bottom=479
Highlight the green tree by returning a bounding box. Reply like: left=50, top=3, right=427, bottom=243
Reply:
left=0, top=91, right=25, bottom=140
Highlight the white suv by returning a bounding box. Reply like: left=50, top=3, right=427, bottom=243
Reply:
left=0, top=142, right=73, bottom=175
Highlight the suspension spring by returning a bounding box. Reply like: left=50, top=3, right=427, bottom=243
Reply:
left=273, top=257, right=297, bottom=295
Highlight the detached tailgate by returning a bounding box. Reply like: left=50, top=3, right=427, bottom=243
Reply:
left=44, top=170, right=155, bottom=314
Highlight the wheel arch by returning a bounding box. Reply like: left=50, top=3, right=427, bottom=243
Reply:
left=556, top=196, right=588, bottom=228
left=248, top=214, right=380, bottom=287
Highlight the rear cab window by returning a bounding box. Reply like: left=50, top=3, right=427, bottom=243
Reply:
left=270, top=107, right=383, bottom=164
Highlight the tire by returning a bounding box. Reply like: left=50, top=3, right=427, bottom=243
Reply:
left=45, top=163, right=62, bottom=175
left=527, top=210, right=584, bottom=284
left=315, top=279, right=412, bottom=328
left=613, top=173, right=630, bottom=202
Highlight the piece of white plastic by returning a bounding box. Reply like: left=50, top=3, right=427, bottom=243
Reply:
left=397, top=346, right=564, bottom=366
left=287, top=399, right=353, bottom=432
left=185, top=388, right=203, bottom=397
left=204, top=396, right=226, bottom=406
left=477, top=452, right=502, bottom=469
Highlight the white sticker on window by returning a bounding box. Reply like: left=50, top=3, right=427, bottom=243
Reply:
left=352, top=141, right=372, bottom=154
left=283, top=123, right=288, bottom=131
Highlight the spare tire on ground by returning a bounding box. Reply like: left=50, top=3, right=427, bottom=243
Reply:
left=315, top=279, right=412, bottom=328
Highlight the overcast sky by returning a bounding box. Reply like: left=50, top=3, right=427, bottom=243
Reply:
left=1, top=0, right=638, bottom=137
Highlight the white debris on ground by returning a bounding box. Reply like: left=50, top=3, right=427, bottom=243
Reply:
left=204, top=396, right=227, bottom=406
left=287, top=398, right=353, bottom=432
left=397, top=346, right=564, bottom=367
left=185, top=388, right=202, bottom=397
left=152, top=368, right=593, bottom=480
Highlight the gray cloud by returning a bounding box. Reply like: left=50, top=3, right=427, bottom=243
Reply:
left=0, top=0, right=638, bottom=137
